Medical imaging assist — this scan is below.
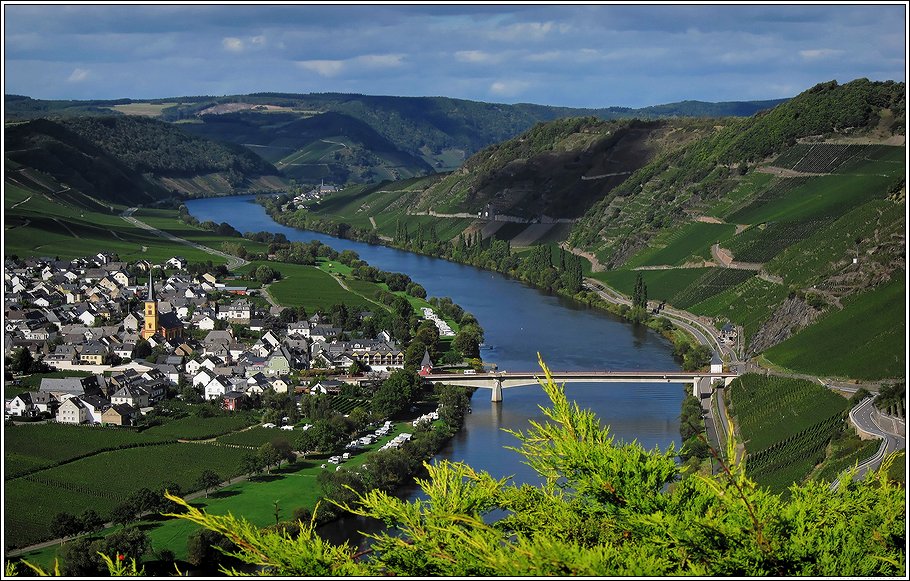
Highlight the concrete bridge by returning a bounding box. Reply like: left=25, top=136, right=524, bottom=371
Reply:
left=423, top=370, right=739, bottom=402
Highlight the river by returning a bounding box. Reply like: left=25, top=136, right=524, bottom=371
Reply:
left=184, top=195, right=683, bottom=544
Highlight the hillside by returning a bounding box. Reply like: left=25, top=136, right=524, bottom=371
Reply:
left=275, top=78, right=905, bottom=381
left=176, top=110, right=434, bottom=184
left=5, top=92, right=787, bottom=184
left=4, top=116, right=286, bottom=202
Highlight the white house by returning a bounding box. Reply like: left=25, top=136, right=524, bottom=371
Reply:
left=57, top=397, right=89, bottom=424
left=192, top=369, right=215, bottom=388
left=204, top=375, right=233, bottom=400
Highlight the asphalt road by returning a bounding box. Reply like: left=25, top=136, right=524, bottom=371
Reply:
left=832, top=397, right=906, bottom=489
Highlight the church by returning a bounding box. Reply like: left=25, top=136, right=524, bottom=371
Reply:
left=140, top=272, right=183, bottom=340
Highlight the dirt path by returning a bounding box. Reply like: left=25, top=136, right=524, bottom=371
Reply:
left=711, top=244, right=762, bottom=271
left=10, top=195, right=32, bottom=209
left=754, top=166, right=827, bottom=178
left=369, top=216, right=378, bottom=230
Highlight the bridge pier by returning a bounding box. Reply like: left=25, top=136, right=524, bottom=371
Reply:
left=724, top=376, right=735, bottom=388
left=692, top=376, right=702, bottom=398
left=491, top=378, right=503, bottom=402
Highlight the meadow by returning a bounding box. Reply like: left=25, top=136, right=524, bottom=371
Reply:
left=260, top=261, right=373, bottom=311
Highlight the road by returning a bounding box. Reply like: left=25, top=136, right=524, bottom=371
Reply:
left=582, top=276, right=902, bottom=481
left=830, top=398, right=906, bottom=489
left=120, top=207, right=250, bottom=270
left=583, top=277, right=735, bottom=462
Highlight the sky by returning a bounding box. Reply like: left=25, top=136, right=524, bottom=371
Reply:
left=2, top=2, right=907, bottom=108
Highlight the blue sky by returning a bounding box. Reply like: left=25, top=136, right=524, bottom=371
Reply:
left=3, top=3, right=906, bottom=108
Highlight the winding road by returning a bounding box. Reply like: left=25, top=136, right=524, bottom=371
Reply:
left=831, top=398, right=906, bottom=489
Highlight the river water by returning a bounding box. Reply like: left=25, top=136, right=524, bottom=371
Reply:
left=184, top=195, right=683, bottom=544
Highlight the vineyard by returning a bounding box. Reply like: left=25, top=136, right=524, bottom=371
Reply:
left=668, top=269, right=755, bottom=309
left=725, top=217, right=833, bottom=263
left=624, top=221, right=736, bottom=268
left=768, top=144, right=902, bottom=175
left=4, top=423, right=172, bottom=479
left=729, top=374, right=851, bottom=451
left=745, top=412, right=846, bottom=493
left=4, top=442, right=247, bottom=549
left=725, top=177, right=810, bottom=223
left=216, top=426, right=294, bottom=448
left=141, top=414, right=257, bottom=440
left=688, top=275, right=789, bottom=343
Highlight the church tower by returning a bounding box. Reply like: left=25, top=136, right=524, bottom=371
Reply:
left=141, top=271, right=158, bottom=340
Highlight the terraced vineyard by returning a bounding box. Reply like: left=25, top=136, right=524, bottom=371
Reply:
left=728, top=374, right=852, bottom=494
left=770, top=143, right=900, bottom=174
left=624, top=221, right=736, bottom=268
left=688, top=276, right=789, bottom=342
left=669, top=269, right=755, bottom=309
left=726, top=217, right=833, bottom=262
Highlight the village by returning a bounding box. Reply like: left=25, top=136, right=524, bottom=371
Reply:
left=3, top=251, right=445, bottom=427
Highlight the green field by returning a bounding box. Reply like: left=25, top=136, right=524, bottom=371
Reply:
left=728, top=374, right=852, bottom=493
left=141, top=415, right=257, bottom=440
left=4, top=423, right=171, bottom=478
left=624, top=221, right=736, bottom=268
left=263, top=261, right=373, bottom=310
left=766, top=199, right=905, bottom=287
left=3, top=183, right=227, bottom=264
left=726, top=173, right=894, bottom=226
left=592, top=268, right=712, bottom=303
left=5, top=443, right=248, bottom=549
left=216, top=426, right=296, bottom=448
left=763, top=274, right=906, bottom=379
left=688, top=276, right=789, bottom=342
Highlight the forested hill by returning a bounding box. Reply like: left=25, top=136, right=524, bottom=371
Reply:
left=4, top=92, right=788, bottom=180
left=570, top=78, right=906, bottom=265
left=4, top=116, right=286, bottom=204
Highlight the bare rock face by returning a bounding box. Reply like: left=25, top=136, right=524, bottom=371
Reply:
left=749, top=296, right=823, bottom=355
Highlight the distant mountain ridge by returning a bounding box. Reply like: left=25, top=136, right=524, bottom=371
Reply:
left=5, top=92, right=788, bottom=186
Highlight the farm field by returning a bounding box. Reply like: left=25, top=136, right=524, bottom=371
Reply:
left=261, top=261, right=373, bottom=311
left=707, top=172, right=775, bottom=219
left=216, top=426, right=298, bottom=448
left=762, top=274, right=906, bottom=379
left=727, top=374, right=852, bottom=494
left=4, top=423, right=171, bottom=478
left=5, top=442, right=248, bottom=549
left=624, top=221, right=736, bottom=268
left=132, top=208, right=270, bottom=256
left=141, top=415, right=257, bottom=440
left=592, top=268, right=711, bottom=304
left=665, top=269, right=755, bottom=310
left=3, top=184, right=229, bottom=264
left=688, top=276, right=789, bottom=342
left=725, top=172, right=894, bottom=226
left=766, top=199, right=905, bottom=287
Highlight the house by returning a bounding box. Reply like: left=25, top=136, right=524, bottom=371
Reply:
left=265, top=348, right=293, bottom=377
left=40, top=376, right=104, bottom=399
left=114, top=343, right=135, bottom=360
left=7, top=391, right=57, bottom=418
left=222, top=391, right=247, bottom=411
left=56, top=397, right=89, bottom=424
left=271, top=377, right=290, bottom=394
left=219, top=299, right=252, bottom=323
left=102, top=403, right=137, bottom=426
left=192, top=368, right=215, bottom=388
left=710, top=352, right=724, bottom=375
left=204, top=375, right=233, bottom=400
left=122, top=312, right=141, bottom=332
left=166, top=256, right=187, bottom=270
left=79, top=341, right=107, bottom=365
left=196, top=315, right=217, bottom=331
left=111, top=385, right=150, bottom=408
left=78, top=394, right=111, bottom=423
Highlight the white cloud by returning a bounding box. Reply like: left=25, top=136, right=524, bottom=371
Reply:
left=490, top=80, right=531, bottom=97
left=455, top=50, right=496, bottom=64
left=250, top=35, right=266, bottom=46
left=222, top=37, right=244, bottom=52
left=496, top=21, right=562, bottom=41
left=799, top=48, right=844, bottom=60
left=66, top=67, right=89, bottom=82
left=355, top=53, right=404, bottom=68
left=297, top=59, right=345, bottom=77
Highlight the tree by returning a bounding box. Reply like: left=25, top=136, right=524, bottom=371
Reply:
left=241, top=451, right=265, bottom=478
left=372, top=370, right=419, bottom=418
left=78, top=509, right=104, bottom=534
left=50, top=511, right=82, bottom=540
left=452, top=327, right=481, bottom=359
left=131, top=339, right=152, bottom=360
left=196, top=469, right=222, bottom=497
left=101, top=526, right=150, bottom=566
left=110, top=502, right=138, bottom=526
left=130, top=487, right=160, bottom=516
left=186, top=528, right=239, bottom=570
left=258, top=442, right=284, bottom=474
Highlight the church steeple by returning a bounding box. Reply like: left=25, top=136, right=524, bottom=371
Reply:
left=141, top=270, right=159, bottom=340
left=147, top=270, right=156, bottom=301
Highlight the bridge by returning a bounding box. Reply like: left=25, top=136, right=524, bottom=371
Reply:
left=423, top=370, right=740, bottom=402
